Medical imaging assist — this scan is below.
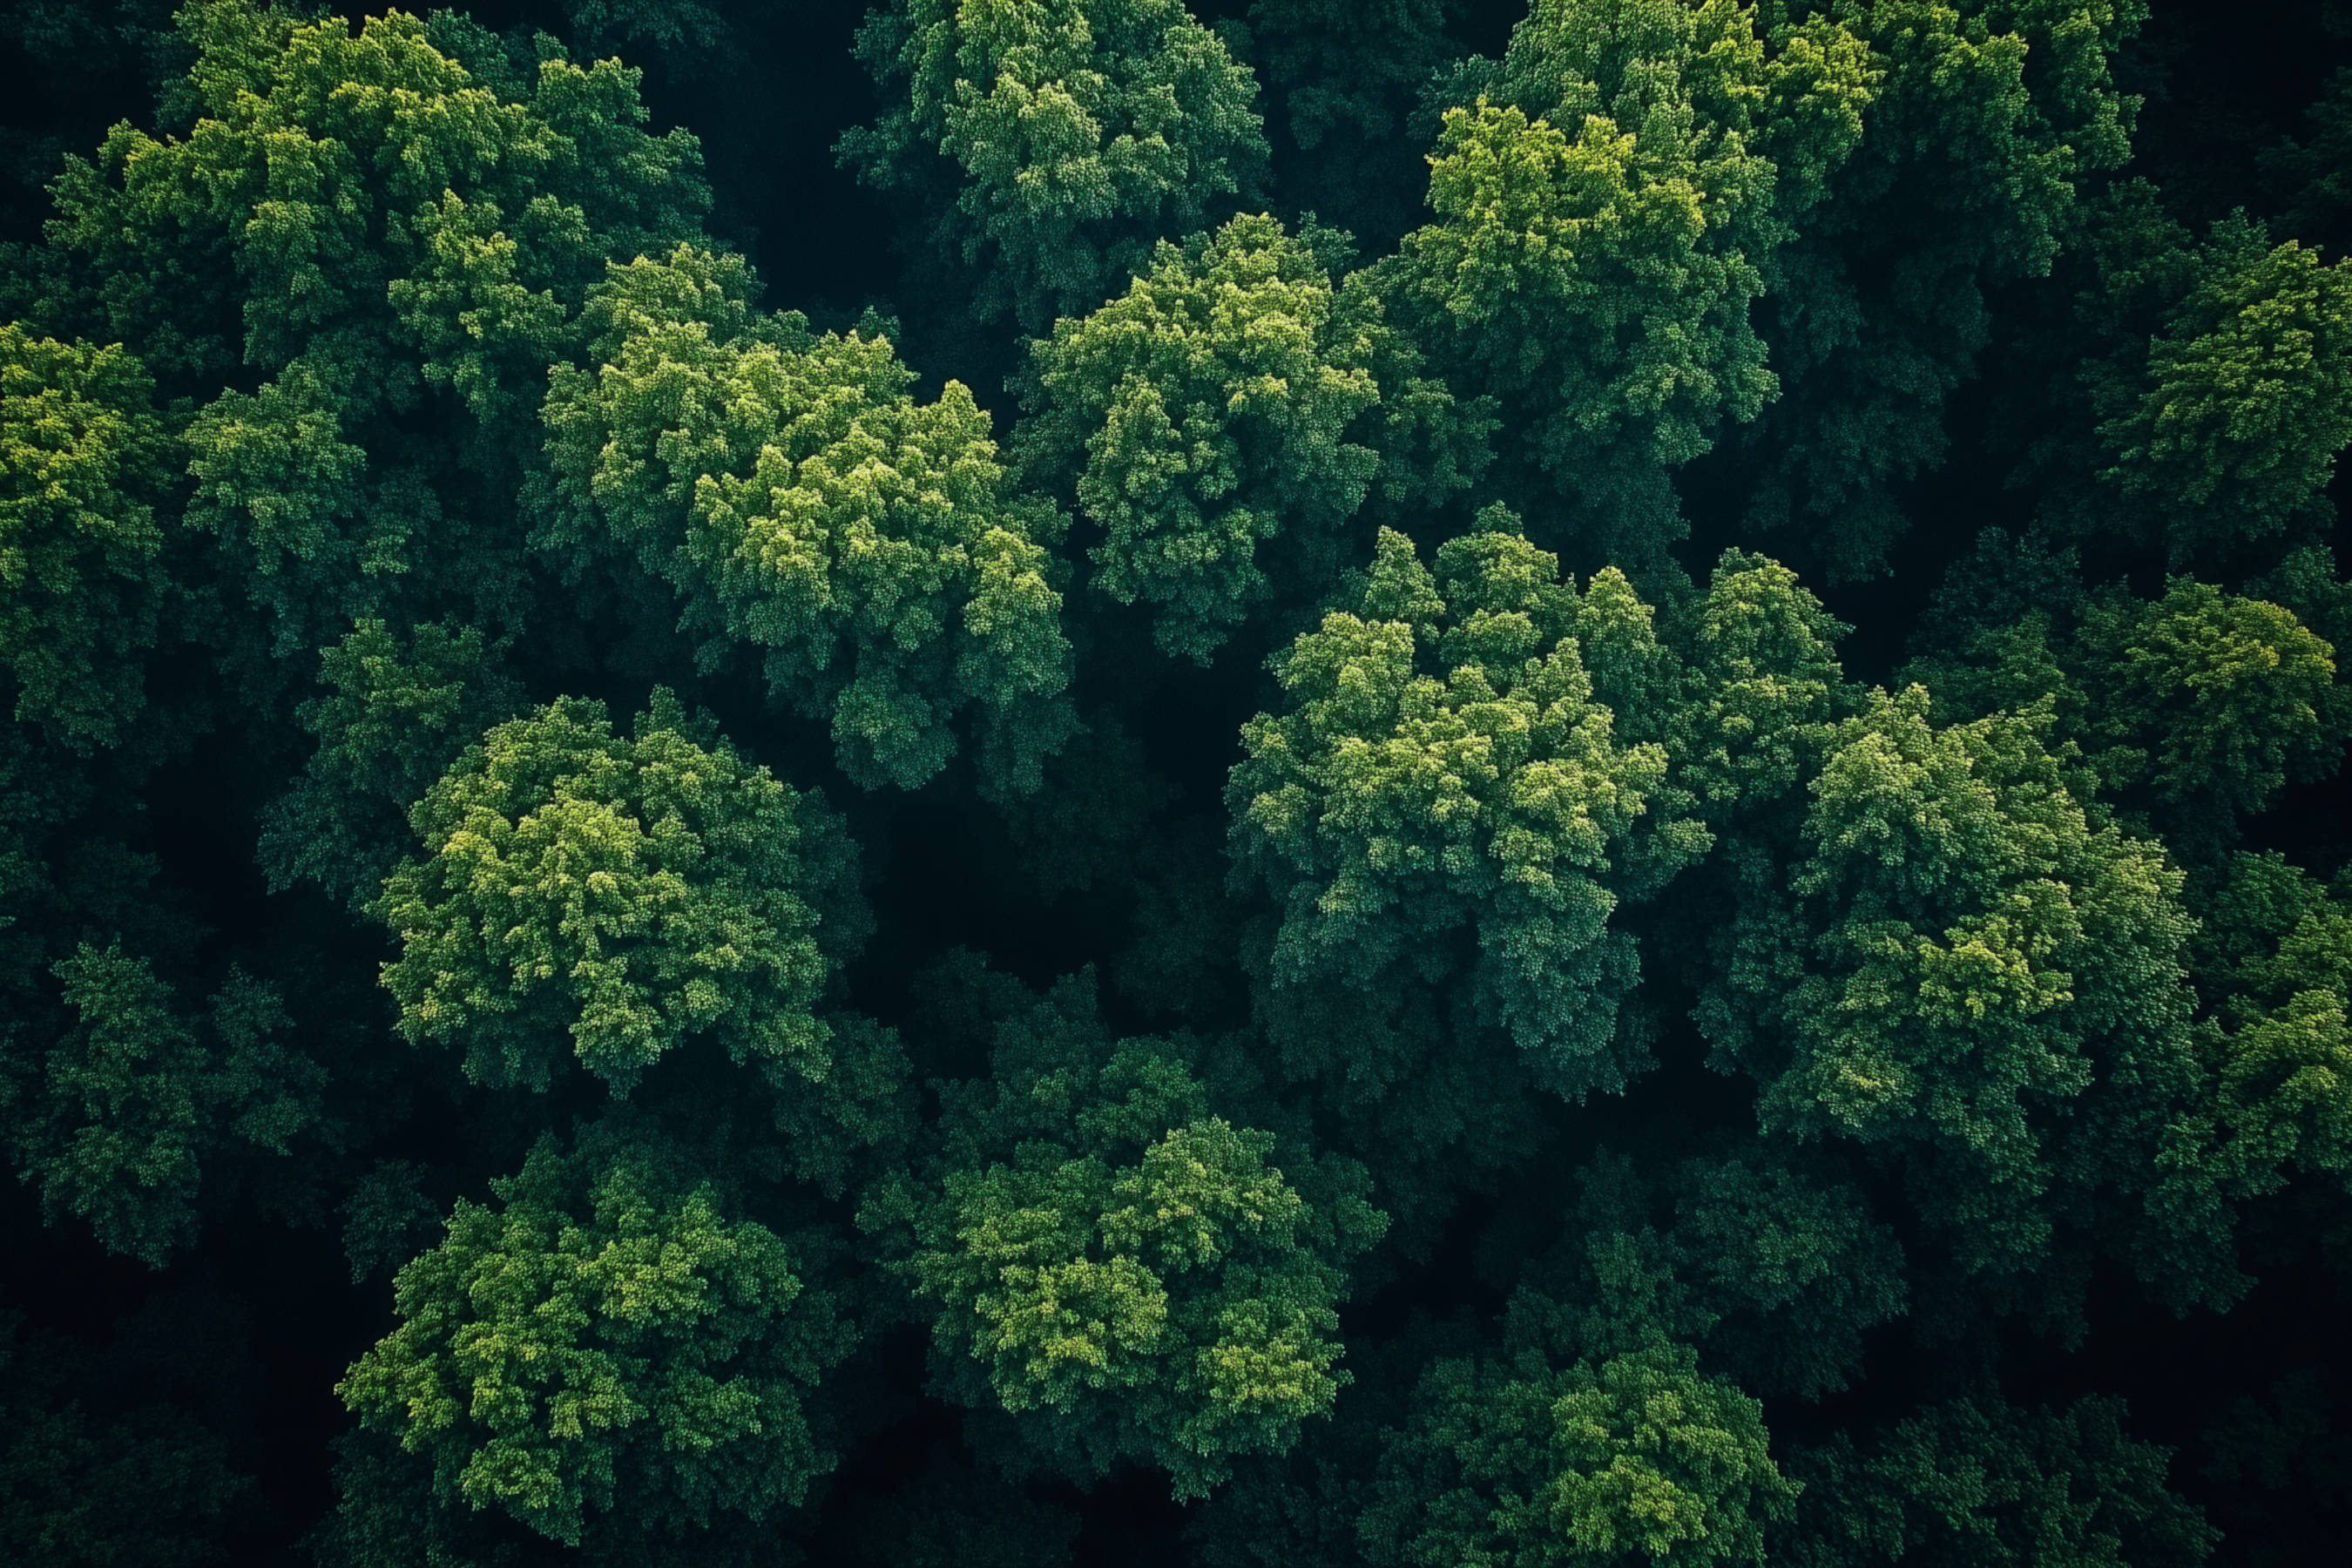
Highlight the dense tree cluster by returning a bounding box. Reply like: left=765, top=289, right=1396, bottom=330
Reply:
left=3, top=0, right=2352, bottom=1564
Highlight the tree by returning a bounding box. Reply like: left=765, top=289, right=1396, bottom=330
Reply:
left=2072, top=578, right=2344, bottom=823
left=1741, top=0, right=2143, bottom=578
left=0, top=326, right=177, bottom=749
left=841, top=0, right=1269, bottom=333
left=1671, top=547, right=1856, bottom=826
left=257, top=618, right=525, bottom=909
left=337, top=1122, right=852, bottom=1551
left=23, top=2, right=710, bottom=676
left=1901, top=535, right=2348, bottom=847
left=562, top=0, right=731, bottom=64
left=1490, top=1146, right=1910, bottom=1404
left=1698, top=686, right=2209, bottom=1299
left=0, top=1309, right=254, bottom=1568
left=2092, top=217, right=2352, bottom=563
left=1017, top=213, right=1480, bottom=661
left=3, top=1, right=2349, bottom=1558
left=1776, top=1394, right=2217, bottom=1568
left=1359, top=1340, right=1795, bottom=1568
left=539, top=244, right=1076, bottom=794
left=1664, top=1152, right=1908, bottom=1400
left=375, top=692, right=866, bottom=1098
left=2, top=943, right=325, bottom=1266
left=1381, top=0, right=1874, bottom=564
left=862, top=970, right=1385, bottom=1497
left=2266, top=61, right=2352, bottom=255
left=1230, top=523, right=1711, bottom=1100
left=2156, top=852, right=2352, bottom=1226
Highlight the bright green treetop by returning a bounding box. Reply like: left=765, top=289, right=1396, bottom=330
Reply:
left=1230, top=524, right=1711, bottom=1098
left=0, top=327, right=177, bottom=749
left=1359, top=1338, right=1796, bottom=1568
left=862, top=972, right=1385, bottom=1497
left=841, top=0, right=1269, bottom=332
left=1017, top=213, right=1441, bottom=662
left=338, top=1125, right=851, bottom=1550
left=375, top=692, right=864, bottom=1096
left=540, top=245, right=1075, bottom=794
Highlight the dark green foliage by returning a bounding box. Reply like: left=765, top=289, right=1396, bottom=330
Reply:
left=841, top=0, right=1270, bottom=333
left=2150, top=852, right=2352, bottom=1254
left=1230, top=0, right=1463, bottom=250
left=1360, top=1193, right=1808, bottom=1568
left=0, top=1310, right=254, bottom=1568
left=1673, top=547, right=1856, bottom=822
left=24, top=0, right=709, bottom=674
left=562, top=0, right=730, bottom=62
left=2072, top=579, right=2343, bottom=818
left=1382, top=0, right=1874, bottom=563
left=1904, top=533, right=2349, bottom=848
left=1662, top=1153, right=1909, bottom=1400
left=1359, top=1340, right=1794, bottom=1567
left=1017, top=212, right=1480, bottom=660
left=1699, top=685, right=2209, bottom=1296
left=2197, top=1366, right=2352, bottom=1564
left=3, top=943, right=325, bottom=1265
left=1740, top=0, right=2145, bottom=578
left=1778, top=1395, right=2218, bottom=1568
left=2094, top=219, right=2352, bottom=560
left=340, top=1158, right=443, bottom=1283
left=260, top=617, right=526, bottom=908
left=2267, top=56, right=2352, bottom=250
left=2022, top=186, right=2352, bottom=565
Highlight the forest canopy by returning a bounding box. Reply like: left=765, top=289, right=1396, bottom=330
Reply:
left=3, top=0, right=2351, bottom=1565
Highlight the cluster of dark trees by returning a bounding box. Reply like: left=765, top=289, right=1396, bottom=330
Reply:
left=4, top=0, right=2352, bottom=1563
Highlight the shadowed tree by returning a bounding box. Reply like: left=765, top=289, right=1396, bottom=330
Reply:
left=1380, top=0, right=1875, bottom=566
left=841, top=0, right=1269, bottom=334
